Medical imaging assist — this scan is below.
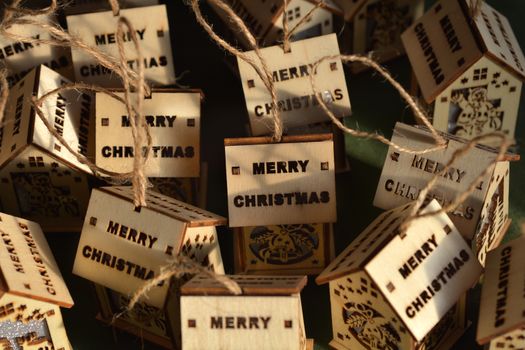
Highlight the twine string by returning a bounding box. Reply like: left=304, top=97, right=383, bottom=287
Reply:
left=400, top=132, right=511, bottom=233
left=108, top=0, right=120, bottom=16
left=116, top=16, right=151, bottom=207
left=309, top=54, right=448, bottom=154
left=282, top=0, right=323, bottom=52
left=123, top=255, right=241, bottom=314
left=189, top=0, right=283, bottom=141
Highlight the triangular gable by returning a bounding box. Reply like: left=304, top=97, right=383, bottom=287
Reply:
left=0, top=213, right=73, bottom=307
left=477, top=235, right=525, bottom=344
left=472, top=1, right=525, bottom=81
left=316, top=203, right=413, bottom=284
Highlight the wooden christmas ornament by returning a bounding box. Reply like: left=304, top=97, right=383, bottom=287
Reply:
left=0, top=65, right=95, bottom=232
left=402, top=0, right=525, bottom=145
left=95, top=89, right=202, bottom=177
left=179, top=274, right=311, bottom=350
left=208, top=0, right=337, bottom=49
left=373, top=122, right=518, bottom=265
left=349, top=0, right=424, bottom=73
left=233, top=222, right=335, bottom=275
left=237, top=33, right=351, bottom=136
left=224, top=134, right=337, bottom=227
left=0, top=14, right=74, bottom=87
left=316, top=199, right=482, bottom=349
left=73, top=186, right=226, bottom=309
left=65, top=4, right=176, bottom=87
left=0, top=212, right=74, bottom=350
left=476, top=235, right=525, bottom=349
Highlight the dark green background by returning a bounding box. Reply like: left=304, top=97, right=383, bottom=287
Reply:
left=46, top=1, right=525, bottom=349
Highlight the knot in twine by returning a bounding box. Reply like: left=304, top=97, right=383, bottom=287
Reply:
left=120, top=255, right=242, bottom=316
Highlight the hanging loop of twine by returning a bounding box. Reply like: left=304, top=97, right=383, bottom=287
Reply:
left=400, top=132, right=511, bottom=233
left=310, top=54, right=448, bottom=154
left=122, top=255, right=242, bottom=314
left=116, top=16, right=151, bottom=207
left=188, top=0, right=283, bottom=142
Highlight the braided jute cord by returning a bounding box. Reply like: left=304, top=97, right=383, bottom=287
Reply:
left=122, top=255, right=242, bottom=316
left=310, top=54, right=448, bottom=153
left=189, top=0, right=283, bottom=141
left=281, top=0, right=323, bottom=53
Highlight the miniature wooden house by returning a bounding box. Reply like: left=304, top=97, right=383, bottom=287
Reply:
left=65, top=4, right=176, bottom=87
left=73, top=186, right=226, bottom=309
left=0, top=212, right=74, bottom=350
left=316, top=200, right=482, bottom=350
left=0, top=14, right=73, bottom=86
left=0, top=64, right=95, bottom=232
left=237, top=33, right=351, bottom=135
left=207, top=0, right=337, bottom=49
left=179, top=274, right=311, bottom=350
left=373, top=122, right=519, bottom=265
left=95, top=89, right=202, bottom=178
left=402, top=0, right=525, bottom=145
left=477, top=235, right=525, bottom=350
left=348, top=0, right=424, bottom=72
left=233, top=223, right=335, bottom=275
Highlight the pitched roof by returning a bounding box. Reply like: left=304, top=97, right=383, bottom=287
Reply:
left=316, top=202, right=414, bottom=284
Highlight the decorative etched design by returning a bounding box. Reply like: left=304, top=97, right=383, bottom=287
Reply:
left=109, top=291, right=168, bottom=337
left=342, top=301, right=401, bottom=350
left=11, top=172, right=80, bottom=217
left=248, top=224, right=319, bottom=265
left=448, top=84, right=504, bottom=137
left=365, top=1, right=412, bottom=52
left=476, top=178, right=506, bottom=265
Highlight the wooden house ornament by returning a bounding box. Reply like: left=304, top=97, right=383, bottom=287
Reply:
left=224, top=134, right=336, bottom=227
left=233, top=222, right=335, bottom=275
left=0, top=212, right=74, bottom=350
left=476, top=235, right=525, bottom=350
left=179, top=274, right=312, bottom=350
left=208, top=0, right=338, bottom=49
left=316, top=199, right=482, bottom=350
left=65, top=4, right=176, bottom=87
left=73, top=186, right=226, bottom=309
left=237, top=33, right=351, bottom=136
left=0, top=65, right=95, bottom=232
left=348, top=0, right=424, bottom=72
left=0, top=14, right=74, bottom=86
left=402, top=0, right=525, bottom=145
left=95, top=89, right=202, bottom=178
left=373, top=122, right=518, bottom=265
